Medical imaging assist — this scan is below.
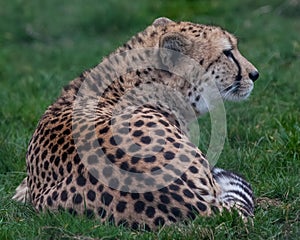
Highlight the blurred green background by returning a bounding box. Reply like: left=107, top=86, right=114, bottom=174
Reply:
left=0, top=0, right=299, bottom=239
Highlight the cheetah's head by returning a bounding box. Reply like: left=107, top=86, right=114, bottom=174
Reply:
left=153, top=17, right=259, bottom=113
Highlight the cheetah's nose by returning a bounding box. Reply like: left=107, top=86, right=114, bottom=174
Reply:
left=249, top=70, right=259, bottom=82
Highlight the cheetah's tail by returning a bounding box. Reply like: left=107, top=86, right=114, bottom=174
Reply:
left=212, top=167, right=254, bottom=218
left=12, top=177, right=30, bottom=203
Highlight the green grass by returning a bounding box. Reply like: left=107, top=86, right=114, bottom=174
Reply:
left=1, top=0, right=299, bottom=239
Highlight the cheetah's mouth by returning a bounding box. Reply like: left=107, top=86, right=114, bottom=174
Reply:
left=221, top=80, right=254, bottom=101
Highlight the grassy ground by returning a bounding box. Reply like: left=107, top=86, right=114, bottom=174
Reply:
left=1, top=0, right=299, bottom=239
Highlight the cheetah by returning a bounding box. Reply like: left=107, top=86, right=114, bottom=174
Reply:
left=13, top=17, right=259, bottom=230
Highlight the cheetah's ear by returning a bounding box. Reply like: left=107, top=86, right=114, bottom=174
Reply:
left=160, top=32, right=192, bottom=52
left=152, top=17, right=174, bottom=27
left=159, top=32, right=193, bottom=67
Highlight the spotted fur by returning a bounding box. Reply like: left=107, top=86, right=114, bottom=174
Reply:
left=13, top=17, right=258, bottom=230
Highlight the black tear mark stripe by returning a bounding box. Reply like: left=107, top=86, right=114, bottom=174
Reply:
left=230, top=53, right=242, bottom=81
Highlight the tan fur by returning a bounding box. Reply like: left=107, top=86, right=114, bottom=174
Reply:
left=13, top=17, right=258, bottom=230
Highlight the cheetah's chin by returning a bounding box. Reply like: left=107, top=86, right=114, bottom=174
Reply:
left=221, top=82, right=254, bottom=101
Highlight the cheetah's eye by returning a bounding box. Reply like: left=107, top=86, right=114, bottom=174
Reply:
left=223, top=49, right=233, bottom=58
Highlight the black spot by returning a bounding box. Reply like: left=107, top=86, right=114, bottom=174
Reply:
left=143, top=192, right=154, bottom=202
left=85, top=132, right=93, bottom=140
left=50, top=134, right=57, bottom=140
left=159, top=187, right=169, bottom=194
left=70, top=186, right=76, bottom=193
left=87, top=155, right=98, bottom=165
left=76, top=175, right=86, bottom=186
left=174, top=133, right=182, bottom=139
left=61, top=190, right=68, bottom=201
left=131, top=221, right=139, bottom=230
left=84, top=209, right=95, bottom=219
left=43, top=161, right=49, bottom=170
left=131, top=192, right=140, bottom=200
left=154, top=216, right=165, bottom=226
left=132, top=130, right=143, bottom=137
left=197, top=201, right=207, bottom=211
left=181, top=173, right=187, bottom=181
left=134, top=120, right=144, bottom=127
left=169, top=184, right=180, bottom=191
left=67, top=146, right=75, bottom=155
left=97, top=138, right=104, bottom=146
left=59, top=166, right=64, bottom=176
left=200, top=178, right=207, bottom=186
left=52, top=191, right=58, bottom=201
left=62, top=152, right=68, bottom=162
left=101, top=192, right=113, bottom=206
left=134, top=201, right=145, bottom=213
left=152, top=145, right=163, bottom=152
left=146, top=177, right=156, bottom=186
left=166, top=137, right=175, bottom=143
left=116, top=201, right=127, bottom=213
left=98, top=207, right=107, bottom=218
left=158, top=119, right=169, bottom=127
left=187, top=210, right=196, bottom=220
left=118, top=219, right=129, bottom=227
left=68, top=208, right=77, bottom=216
left=189, top=166, right=198, bottom=174
left=146, top=122, right=157, bottom=127
left=159, top=194, right=170, bottom=204
left=121, top=114, right=132, bottom=120
left=128, top=143, right=141, bottom=152
left=72, top=193, right=83, bottom=204
left=63, top=129, right=71, bottom=135
left=185, top=203, right=199, bottom=214
left=179, top=154, right=190, bottom=162
left=163, top=151, right=175, bottom=160
left=54, top=157, right=60, bottom=167
left=168, top=215, right=177, bottom=223
left=89, top=171, right=99, bottom=185
left=141, top=136, right=151, bottom=144
left=98, top=184, right=104, bottom=192
left=99, top=126, right=109, bottom=134
left=118, top=127, right=130, bottom=134
left=87, top=190, right=96, bottom=201
left=173, top=142, right=182, bottom=149
left=171, top=207, right=182, bottom=217
left=144, top=155, right=156, bottom=163
left=102, top=166, right=113, bottom=178
left=41, top=150, right=48, bottom=160
left=52, top=171, right=58, bottom=181
left=163, top=174, right=173, bottom=182
left=187, top=180, right=196, bottom=189
left=171, top=192, right=184, bottom=202
left=183, top=189, right=194, bottom=198
left=66, top=174, right=73, bottom=185
left=106, top=153, right=115, bottom=163
left=120, top=191, right=128, bottom=197
left=73, top=154, right=81, bottom=164
left=47, top=196, right=53, bottom=206
left=109, top=178, right=119, bottom=189
left=146, top=206, right=156, bottom=218
left=109, top=135, right=122, bottom=146
left=158, top=204, right=168, bottom=214
left=155, top=129, right=165, bottom=136
left=116, top=148, right=125, bottom=159
left=120, top=162, right=129, bottom=171
left=151, top=166, right=161, bottom=173
left=54, top=124, right=64, bottom=131
left=131, top=156, right=140, bottom=164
